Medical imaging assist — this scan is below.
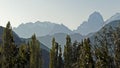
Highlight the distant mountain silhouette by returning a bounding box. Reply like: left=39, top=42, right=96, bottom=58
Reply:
left=74, top=11, right=104, bottom=35
left=13, top=21, right=73, bottom=38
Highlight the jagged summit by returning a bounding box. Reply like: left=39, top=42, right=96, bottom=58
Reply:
left=74, top=11, right=104, bottom=35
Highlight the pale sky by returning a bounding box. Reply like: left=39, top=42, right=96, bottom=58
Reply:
left=0, top=0, right=120, bottom=30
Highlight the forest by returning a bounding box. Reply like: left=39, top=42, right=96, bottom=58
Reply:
left=0, top=22, right=120, bottom=68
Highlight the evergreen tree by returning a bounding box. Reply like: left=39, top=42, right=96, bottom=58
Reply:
left=49, top=38, right=56, bottom=68
left=17, top=44, right=30, bottom=68
left=49, top=38, right=61, bottom=68
left=64, top=35, right=72, bottom=68
left=72, top=40, right=78, bottom=63
left=0, top=45, right=2, bottom=68
left=76, top=42, right=83, bottom=68
left=30, top=34, right=42, bottom=68
left=94, top=35, right=112, bottom=68
left=84, top=38, right=94, bottom=68
left=57, top=45, right=64, bottom=68
left=79, top=38, right=94, bottom=68
left=55, top=42, right=59, bottom=68
left=113, top=27, right=120, bottom=68
left=2, top=22, right=17, bottom=68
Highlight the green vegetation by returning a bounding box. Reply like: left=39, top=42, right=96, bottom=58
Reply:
left=49, top=38, right=63, bottom=68
left=0, top=22, right=120, bottom=68
left=0, top=22, right=42, bottom=68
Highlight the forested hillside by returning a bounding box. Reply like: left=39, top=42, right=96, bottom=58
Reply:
left=1, top=21, right=120, bottom=68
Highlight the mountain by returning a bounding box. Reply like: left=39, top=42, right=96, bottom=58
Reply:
left=106, top=13, right=120, bottom=24
left=74, top=11, right=104, bottom=35
left=37, top=33, right=83, bottom=50
left=13, top=21, right=73, bottom=38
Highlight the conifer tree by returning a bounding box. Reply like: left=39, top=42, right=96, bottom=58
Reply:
left=57, top=45, right=64, bottom=68
left=64, top=35, right=72, bottom=68
left=84, top=38, right=94, bottom=68
left=17, top=44, right=30, bottom=68
left=94, top=34, right=112, bottom=68
left=77, top=42, right=83, bottom=68
left=113, top=27, right=120, bottom=68
left=49, top=38, right=61, bottom=68
left=49, top=38, right=56, bottom=68
left=30, top=34, right=42, bottom=68
left=72, top=40, right=78, bottom=63
left=2, top=22, right=17, bottom=68
left=79, top=38, right=94, bottom=68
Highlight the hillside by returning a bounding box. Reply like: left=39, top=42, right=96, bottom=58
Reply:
left=89, top=20, right=120, bottom=54
left=37, top=33, right=83, bottom=50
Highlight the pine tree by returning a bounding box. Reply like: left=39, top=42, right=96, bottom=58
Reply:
left=94, top=44, right=110, bottom=68
left=30, top=34, right=42, bottom=68
left=76, top=42, right=83, bottom=68
left=0, top=45, right=2, bottom=67
left=94, top=35, right=112, bottom=68
left=49, top=38, right=60, bottom=68
left=84, top=38, right=94, bottom=68
left=17, top=44, right=30, bottom=68
left=57, top=45, right=64, bottom=68
left=49, top=38, right=56, bottom=68
left=79, top=38, right=94, bottom=68
left=2, top=22, right=17, bottom=68
left=64, top=35, right=72, bottom=68
left=72, top=40, right=78, bottom=63
left=113, top=27, right=120, bottom=68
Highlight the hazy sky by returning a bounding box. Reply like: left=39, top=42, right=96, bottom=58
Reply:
left=0, top=0, right=120, bottom=30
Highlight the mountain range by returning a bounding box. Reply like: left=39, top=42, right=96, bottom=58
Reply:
left=13, top=21, right=72, bottom=38
left=1, top=11, right=120, bottom=68
left=13, top=12, right=120, bottom=39
left=13, top=12, right=120, bottom=50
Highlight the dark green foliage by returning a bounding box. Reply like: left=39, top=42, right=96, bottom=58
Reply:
left=79, top=38, right=94, bottom=68
left=0, top=22, right=42, bottom=68
left=17, top=44, right=30, bottom=68
left=72, top=40, right=78, bottom=63
left=64, top=35, right=73, bottom=68
left=93, top=27, right=115, bottom=68
left=57, top=46, right=64, bottom=68
left=49, top=38, right=64, bottom=68
left=2, top=22, right=17, bottom=68
left=113, top=26, right=120, bottom=68
left=30, top=34, right=42, bottom=68
left=49, top=38, right=56, bottom=68
left=1, top=22, right=120, bottom=68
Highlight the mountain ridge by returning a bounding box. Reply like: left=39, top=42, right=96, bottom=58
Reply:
left=13, top=21, right=73, bottom=38
left=13, top=12, right=120, bottom=39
